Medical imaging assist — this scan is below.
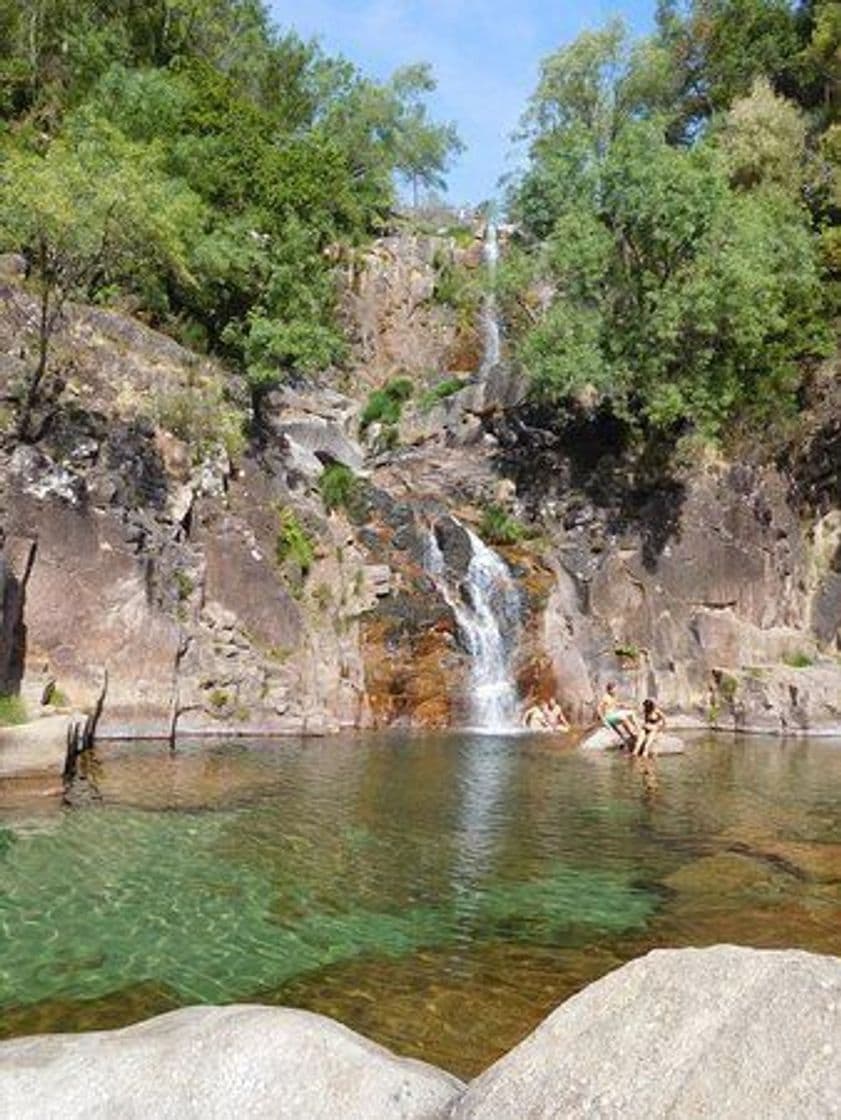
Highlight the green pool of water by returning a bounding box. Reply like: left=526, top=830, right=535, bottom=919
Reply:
left=3, top=732, right=841, bottom=1076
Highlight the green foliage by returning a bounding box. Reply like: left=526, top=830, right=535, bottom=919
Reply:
left=509, top=17, right=831, bottom=441
left=359, top=377, right=413, bottom=432
left=44, top=684, right=70, bottom=707
left=0, top=0, right=462, bottom=416
left=715, top=77, right=808, bottom=194
left=418, top=377, right=467, bottom=411
left=174, top=570, right=195, bottom=602
left=0, top=693, right=27, bottom=726
left=783, top=651, right=814, bottom=669
left=657, top=0, right=803, bottom=132
left=209, top=689, right=230, bottom=710
left=431, top=255, right=482, bottom=321
left=312, top=582, right=333, bottom=611
left=717, top=672, right=739, bottom=704
left=152, top=379, right=246, bottom=461
left=479, top=504, right=527, bottom=546
left=319, top=463, right=364, bottom=519
left=275, top=508, right=314, bottom=579
left=0, top=118, right=202, bottom=433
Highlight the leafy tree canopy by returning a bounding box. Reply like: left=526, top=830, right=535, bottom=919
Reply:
left=0, top=0, right=463, bottom=416
left=506, top=13, right=833, bottom=441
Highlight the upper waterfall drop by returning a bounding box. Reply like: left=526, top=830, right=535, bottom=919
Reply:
left=479, top=221, right=501, bottom=377
left=426, top=523, right=521, bottom=733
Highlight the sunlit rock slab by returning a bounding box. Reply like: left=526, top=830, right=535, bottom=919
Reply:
left=0, top=715, right=69, bottom=777
left=0, top=1004, right=463, bottom=1120
left=452, top=945, right=841, bottom=1119
left=579, top=726, right=685, bottom=754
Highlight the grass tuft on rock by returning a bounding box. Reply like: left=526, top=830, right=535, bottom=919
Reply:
left=479, top=503, right=527, bottom=546
left=275, top=508, right=314, bottom=579
left=419, top=377, right=467, bottom=412
left=0, top=694, right=27, bottom=726
left=360, top=377, right=413, bottom=432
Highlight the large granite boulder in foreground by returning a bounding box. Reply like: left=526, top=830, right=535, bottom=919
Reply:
left=452, top=945, right=841, bottom=1119
left=0, top=1004, right=463, bottom=1120
left=5, top=947, right=841, bottom=1119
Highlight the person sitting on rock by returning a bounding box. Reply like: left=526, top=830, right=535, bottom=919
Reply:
left=634, top=698, right=666, bottom=758
left=522, top=701, right=550, bottom=731
left=597, top=682, right=639, bottom=747
left=542, top=697, right=570, bottom=732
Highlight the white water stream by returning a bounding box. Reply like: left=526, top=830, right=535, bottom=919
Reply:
left=421, top=221, right=521, bottom=732
left=426, top=525, right=521, bottom=732
left=479, top=222, right=501, bottom=376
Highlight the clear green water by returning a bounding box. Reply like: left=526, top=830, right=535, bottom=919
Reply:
left=3, top=732, right=841, bottom=1076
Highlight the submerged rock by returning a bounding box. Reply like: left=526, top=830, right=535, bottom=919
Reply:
left=452, top=945, right=841, bottom=1119
left=0, top=1004, right=463, bottom=1120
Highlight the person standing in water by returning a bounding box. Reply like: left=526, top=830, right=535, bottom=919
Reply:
left=597, top=682, right=639, bottom=747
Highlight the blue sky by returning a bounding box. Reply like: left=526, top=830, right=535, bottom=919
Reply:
left=269, top=1, right=654, bottom=204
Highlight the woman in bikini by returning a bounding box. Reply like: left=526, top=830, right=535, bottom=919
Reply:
left=634, top=698, right=666, bottom=758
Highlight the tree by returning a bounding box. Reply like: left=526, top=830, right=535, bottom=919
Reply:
left=715, top=77, right=808, bottom=192
left=0, top=125, right=200, bottom=438
left=655, top=0, right=804, bottom=133
left=506, top=22, right=830, bottom=439
left=386, top=65, right=464, bottom=206
left=0, top=0, right=465, bottom=421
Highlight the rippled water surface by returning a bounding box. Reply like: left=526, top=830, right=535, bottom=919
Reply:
left=3, top=732, right=841, bottom=1076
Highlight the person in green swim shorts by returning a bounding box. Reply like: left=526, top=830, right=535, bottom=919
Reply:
left=596, top=681, right=640, bottom=747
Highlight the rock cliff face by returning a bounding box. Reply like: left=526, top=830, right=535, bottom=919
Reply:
left=2, top=230, right=841, bottom=745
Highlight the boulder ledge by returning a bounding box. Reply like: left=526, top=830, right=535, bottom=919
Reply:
left=452, top=945, right=841, bottom=1119
left=0, top=1004, right=463, bottom=1120
left=579, top=726, right=686, bottom=754
left=4, top=947, right=841, bottom=1119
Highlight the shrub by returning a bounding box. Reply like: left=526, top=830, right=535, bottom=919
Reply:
left=152, top=379, right=246, bottom=462
left=784, top=651, right=813, bottom=669
left=312, top=582, right=333, bottom=611
left=318, top=463, right=368, bottom=522
left=174, top=570, right=194, bottom=601
left=0, top=694, right=27, bottom=726
left=431, top=256, right=481, bottom=314
left=479, top=503, right=526, bottom=546
left=718, top=672, right=739, bottom=704
left=419, top=377, right=466, bottom=412
left=44, top=684, right=70, bottom=707
left=360, top=377, right=414, bottom=432
left=275, top=508, right=314, bottom=578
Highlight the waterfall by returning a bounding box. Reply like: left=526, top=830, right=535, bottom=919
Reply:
left=479, top=221, right=501, bottom=376
left=426, top=523, right=521, bottom=732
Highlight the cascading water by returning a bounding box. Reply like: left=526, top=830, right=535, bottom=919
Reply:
left=479, top=221, right=501, bottom=376
left=421, top=220, right=521, bottom=732
left=426, top=524, right=521, bottom=732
